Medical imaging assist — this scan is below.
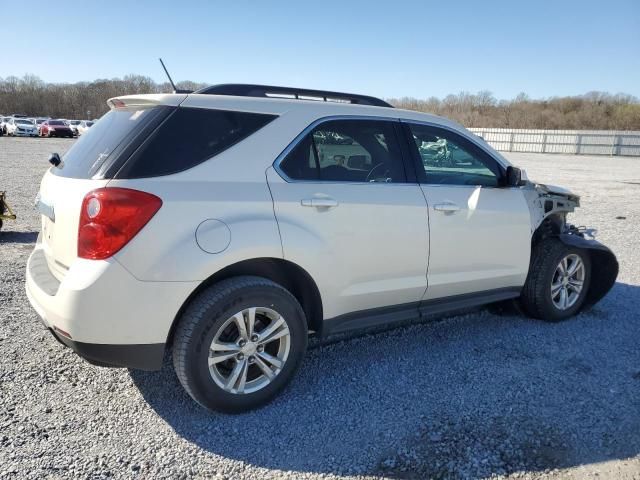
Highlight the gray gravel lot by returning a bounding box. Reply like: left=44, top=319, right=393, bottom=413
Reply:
left=1, top=137, right=639, bottom=479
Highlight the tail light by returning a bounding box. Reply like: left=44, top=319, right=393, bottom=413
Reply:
left=78, top=188, right=162, bottom=260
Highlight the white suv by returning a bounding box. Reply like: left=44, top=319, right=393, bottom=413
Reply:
left=26, top=84, right=618, bottom=412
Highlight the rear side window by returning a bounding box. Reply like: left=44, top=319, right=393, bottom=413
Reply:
left=52, top=106, right=171, bottom=179
left=117, top=108, right=277, bottom=178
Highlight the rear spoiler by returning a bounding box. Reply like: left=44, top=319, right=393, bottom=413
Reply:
left=107, top=94, right=187, bottom=110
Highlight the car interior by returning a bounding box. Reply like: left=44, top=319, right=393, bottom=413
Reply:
left=409, top=129, right=502, bottom=187
left=281, top=120, right=406, bottom=183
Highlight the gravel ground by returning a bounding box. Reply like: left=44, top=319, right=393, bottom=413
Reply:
left=1, top=137, right=639, bottom=480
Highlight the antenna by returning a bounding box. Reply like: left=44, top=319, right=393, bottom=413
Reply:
left=158, top=58, right=192, bottom=94
left=159, top=58, right=177, bottom=92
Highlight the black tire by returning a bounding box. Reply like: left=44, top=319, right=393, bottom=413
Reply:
left=172, top=276, right=308, bottom=413
left=520, top=238, right=591, bottom=321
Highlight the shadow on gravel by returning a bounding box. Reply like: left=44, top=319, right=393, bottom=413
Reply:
left=0, top=231, right=38, bottom=244
left=131, top=282, right=640, bottom=479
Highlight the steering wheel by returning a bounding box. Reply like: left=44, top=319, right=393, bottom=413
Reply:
left=365, top=162, right=388, bottom=182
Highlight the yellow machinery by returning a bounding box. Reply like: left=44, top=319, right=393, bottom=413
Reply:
left=0, top=191, right=16, bottom=230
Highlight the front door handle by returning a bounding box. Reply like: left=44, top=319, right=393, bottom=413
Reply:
left=433, top=202, right=460, bottom=213
left=301, top=198, right=339, bottom=208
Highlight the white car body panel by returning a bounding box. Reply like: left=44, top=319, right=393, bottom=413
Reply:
left=109, top=176, right=283, bottom=282
left=420, top=184, right=531, bottom=300
left=26, top=249, right=197, bottom=344
left=37, top=172, right=109, bottom=275
left=266, top=167, right=429, bottom=319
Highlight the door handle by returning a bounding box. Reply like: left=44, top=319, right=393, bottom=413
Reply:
left=301, top=198, right=339, bottom=208
left=433, top=202, right=460, bottom=213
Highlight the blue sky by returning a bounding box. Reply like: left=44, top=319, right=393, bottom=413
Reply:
left=2, top=0, right=638, bottom=100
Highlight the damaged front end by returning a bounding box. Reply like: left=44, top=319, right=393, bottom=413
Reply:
left=523, top=180, right=619, bottom=307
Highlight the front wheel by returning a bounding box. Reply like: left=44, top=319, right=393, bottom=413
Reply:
left=172, top=276, right=308, bottom=412
left=521, top=239, right=591, bottom=321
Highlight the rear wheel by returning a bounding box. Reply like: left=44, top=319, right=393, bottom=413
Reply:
left=172, top=276, right=308, bottom=412
left=521, top=239, right=591, bottom=321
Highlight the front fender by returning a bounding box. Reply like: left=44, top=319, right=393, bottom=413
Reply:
left=558, top=234, right=619, bottom=306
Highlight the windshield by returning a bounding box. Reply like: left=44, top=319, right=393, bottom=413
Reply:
left=86, top=122, right=94, bottom=127
left=16, top=119, right=33, bottom=125
left=49, top=120, right=64, bottom=126
left=70, top=120, right=81, bottom=125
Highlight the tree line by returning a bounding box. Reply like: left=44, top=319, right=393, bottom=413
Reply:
left=1, top=74, right=639, bottom=130
left=389, top=91, right=640, bottom=130
left=0, top=74, right=206, bottom=120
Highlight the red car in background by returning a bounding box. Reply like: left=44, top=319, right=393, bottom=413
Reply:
left=40, top=120, right=74, bottom=138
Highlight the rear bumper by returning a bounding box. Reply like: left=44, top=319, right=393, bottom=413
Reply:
left=25, top=244, right=199, bottom=371
left=48, top=327, right=164, bottom=370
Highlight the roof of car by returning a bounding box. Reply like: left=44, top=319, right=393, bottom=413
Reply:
left=108, top=90, right=469, bottom=140
left=195, top=84, right=393, bottom=108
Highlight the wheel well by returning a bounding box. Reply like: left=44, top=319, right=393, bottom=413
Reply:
left=166, top=258, right=323, bottom=347
left=530, top=216, right=619, bottom=309
left=531, top=214, right=565, bottom=247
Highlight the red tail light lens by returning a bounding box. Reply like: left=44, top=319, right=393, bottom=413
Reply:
left=78, top=188, right=162, bottom=260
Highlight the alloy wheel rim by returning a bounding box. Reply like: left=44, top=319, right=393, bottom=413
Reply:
left=208, top=307, right=290, bottom=394
left=551, top=254, right=585, bottom=310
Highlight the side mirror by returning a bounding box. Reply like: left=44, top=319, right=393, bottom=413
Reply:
left=48, top=152, right=62, bottom=168
left=505, top=166, right=526, bottom=187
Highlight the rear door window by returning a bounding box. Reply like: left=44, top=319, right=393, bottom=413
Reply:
left=117, top=108, right=277, bottom=178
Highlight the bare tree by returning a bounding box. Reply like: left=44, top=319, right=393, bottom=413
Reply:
left=388, top=90, right=640, bottom=130
left=1, top=75, right=639, bottom=129
left=0, top=75, right=206, bottom=119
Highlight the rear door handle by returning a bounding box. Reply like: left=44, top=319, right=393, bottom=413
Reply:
left=433, top=202, right=460, bottom=213
left=301, top=198, right=339, bottom=208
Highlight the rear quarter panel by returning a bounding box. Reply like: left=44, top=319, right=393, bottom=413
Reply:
left=108, top=113, right=310, bottom=282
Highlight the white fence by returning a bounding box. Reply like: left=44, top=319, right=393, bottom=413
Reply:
left=468, top=128, right=640, bottom=156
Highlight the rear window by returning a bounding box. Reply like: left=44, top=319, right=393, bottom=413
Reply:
left=51, top=106, right=172, bottom=179
left=116, top=108, right=277, bottom=178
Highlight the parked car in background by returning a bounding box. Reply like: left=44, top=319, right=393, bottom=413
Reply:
left=34, top=118, right=49, bottom=135
left=61, top=120, right=75, bottom=136
left=0, top=117, right=12, bottom=135
left=40, top=119, right=74, bottom=138
left=76, top=120, right=94, bottom=135
left=68, top=120, right=81, bottom=136
left=6, top=118, right=38, bottom=137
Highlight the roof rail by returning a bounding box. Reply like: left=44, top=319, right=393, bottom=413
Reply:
left=194, top=84, right=393, bottom=108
